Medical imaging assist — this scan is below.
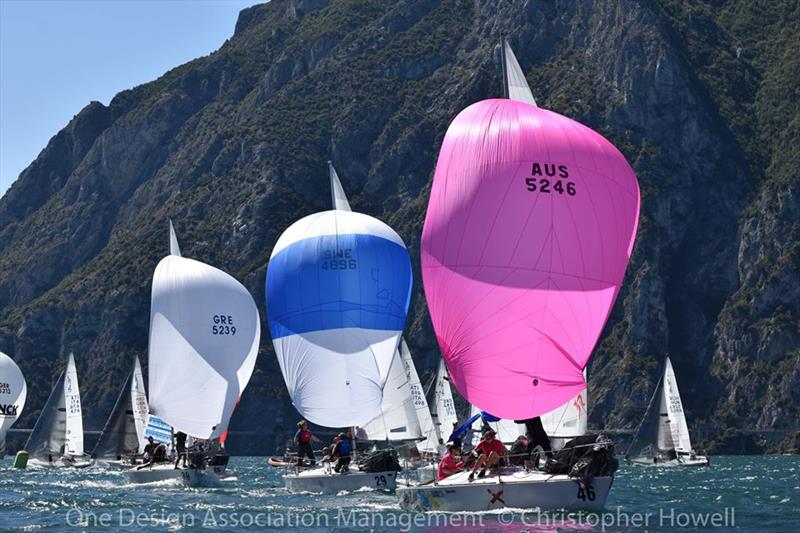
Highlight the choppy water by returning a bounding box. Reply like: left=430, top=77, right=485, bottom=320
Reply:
left=1, top=456, right=797, bottom=532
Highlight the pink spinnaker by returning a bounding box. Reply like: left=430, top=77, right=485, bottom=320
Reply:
left=422, top=99, right=640, bottom=420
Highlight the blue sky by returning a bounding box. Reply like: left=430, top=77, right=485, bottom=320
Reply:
left=0, top=0, right=262, bottom=197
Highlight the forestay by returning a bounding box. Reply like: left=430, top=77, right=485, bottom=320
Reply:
left=148, top=223, right=260, bottom=439
left=266, top=163, right=413, bottom=428
left=421, top=41, right=640, bottom=420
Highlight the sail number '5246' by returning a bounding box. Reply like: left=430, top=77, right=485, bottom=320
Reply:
left=525, top=163, right=576, bottom=196
left=212, top=315, right=236, bottom=335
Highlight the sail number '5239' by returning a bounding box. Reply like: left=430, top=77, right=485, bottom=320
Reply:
left=212, top=315, right=236, bottom=335
left=525, top=163, right=576, bottom=196
left=322, top=249, right=357, bottom=270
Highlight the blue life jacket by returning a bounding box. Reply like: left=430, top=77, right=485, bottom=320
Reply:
left=337, top=439, right=352, bottom=456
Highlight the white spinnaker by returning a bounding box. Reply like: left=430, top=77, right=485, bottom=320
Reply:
left=0, top=352, right=27, bottom=442
left=431, top=359, right=459, bottom=443
left=148, top=232, right=260, bottom=439
left=663, top=357, right=692, bottom=453
left=359, top=347, right=421, bottom=441
left=63, top=352, right=84, bottom=456
left=131, top=356, right=149, bottom=451
left=541, top=370, right=588, bottom=438
left=503, top=40, right=537, bottom=106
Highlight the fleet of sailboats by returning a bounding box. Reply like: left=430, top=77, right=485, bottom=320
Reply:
left=0, top=36, right=710, bottom=515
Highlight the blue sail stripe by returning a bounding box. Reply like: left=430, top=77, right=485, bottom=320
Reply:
left=267, top=233, right=412, bottom=339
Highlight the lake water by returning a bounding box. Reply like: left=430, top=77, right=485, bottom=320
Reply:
left=1, top=455, right=797, bottom=531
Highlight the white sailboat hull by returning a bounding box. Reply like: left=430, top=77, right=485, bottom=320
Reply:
left=397, top=469, right=613, bottom=512
left=629, top=454, right=709, bottom=468
left=123, top=464, right=222, bottom=487
left=27, top=456, right=94, bottom=469
left=284, top=465, right=398, bottom=494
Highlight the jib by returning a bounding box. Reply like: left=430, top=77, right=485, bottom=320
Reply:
left=531, top=163, right=568, bottom=178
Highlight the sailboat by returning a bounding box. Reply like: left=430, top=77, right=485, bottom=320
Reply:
left=1, top=352, right=27, bottom=457
left=397, top=39, right=640, bottom=511
left=626, top=356, right=709, bottom=467
left=91, top=356, right=148, bottom=466
left=124, top=221, right=260, bottom=485
left=23, top=352, right=90, bottom=467
left=266, top=162, right=413, bottom=494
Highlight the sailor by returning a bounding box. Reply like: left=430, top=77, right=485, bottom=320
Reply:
left=509, top=435, right=530, bottom=468
left=468, top=428, right=507, bottom=481
left=174, top=431, right=188, bottom=469
left=294, top=420, right=320, bottom=467
left=519, top=416, right=552, bottom=468
left=437, top=442, right=465, bottom=480
left=142, top=436, right=156, bottom=460
left=332, top=432, right=352, bottom=473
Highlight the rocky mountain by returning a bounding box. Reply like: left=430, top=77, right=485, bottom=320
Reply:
left=1, top=0, right=797, bottom=454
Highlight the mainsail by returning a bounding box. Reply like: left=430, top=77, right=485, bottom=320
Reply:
left=501, top=39, right=536, bottom=106
left=148, top=222, right=260, bottom=439
left=541, top=371, right=588, bottom=438
left=266, top=163, right=413, bottom=428
left=399, top=341, right=438, bottom=453
left=662, top=357, right=693, bottom=453
left=25, top=353, right=84, bottom=459
left=421, top=40, right=640, bottom=420
left=0, top=352, right=27, bottom=451
left=358, top=348, right=421, bottom=441
left=92, top=356, right=148, bottom=458
left=429, top=359, right=459, bottom=445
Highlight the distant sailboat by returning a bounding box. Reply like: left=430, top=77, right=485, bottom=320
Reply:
left=626, top=356, right=709, bottom=467
left=24, top=352, right=90, bottom=467
left=125, top=221, right=260, bottom=485
left=92, top=356, right=148, bottom=464
left=266, top=162, right=413, bottom=493
left=398, top=38, right=638, bottom=511
left=0, top=352, right=27, bottom=456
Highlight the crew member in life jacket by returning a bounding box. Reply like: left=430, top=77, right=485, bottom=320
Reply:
left=294, top=420, right=320, bottom=467
left=331, top=432, right=352, bottom=473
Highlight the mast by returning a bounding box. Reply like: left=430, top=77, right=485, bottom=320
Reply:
left=500, top=37, right=509, bottom=99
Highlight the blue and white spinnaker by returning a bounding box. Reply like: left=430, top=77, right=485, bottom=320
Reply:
left=266, top=163, right=413, bottom=428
